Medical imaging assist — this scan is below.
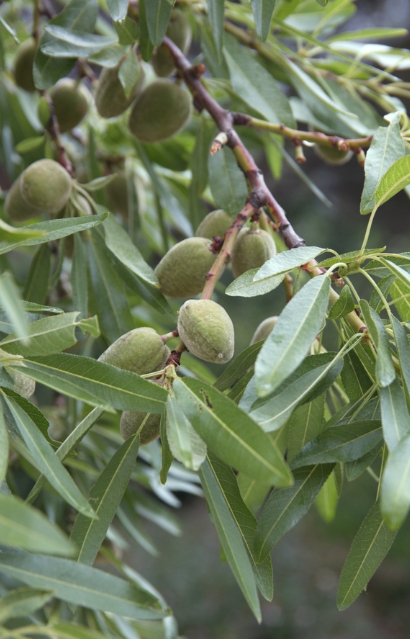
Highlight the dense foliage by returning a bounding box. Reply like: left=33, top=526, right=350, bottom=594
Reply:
left=1, top=0, right=410, bottom=635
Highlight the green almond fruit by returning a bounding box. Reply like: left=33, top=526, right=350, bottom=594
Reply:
left=128, top=80, right=192, bottom=144
left=195, top=209, right=233, bottom=240
left=98, top=327, right=170, bottom=375
left=250, top=316, right=278, bottom=345
left=120, top=411, right=161, bottom=445
left=231, top=228, right=277, bottom=279
left=49, top=79, right=91, bottom=133
left=95, top=60, right=145, bottom=119
left=13, top=39, right=36, bottom=92
left=155, top=237, right=216, bottom=299
left=105, top=172, right=129, bottom=218
left=0, top=349, right=36, bottom=399
left=178, top=299, right=234, bottom=364
left=20, top=159, right=72, bottom=215
left=5, top=176, right=41, bottom=222
left=314, top=144, right=353, bottom=165
left=151, top=9, right=192, bottom=77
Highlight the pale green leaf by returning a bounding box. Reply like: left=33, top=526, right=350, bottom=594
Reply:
left=0, top=588, right=54, bottom=624
left=208, top=0, right=224, bottom=61
left=226, top=269, right=285, bottom=298
left=254, top=246, right=325, bottom=282
left=42, top=26, right=117, bottom=57
left=381, top=434, right=410, bottom=530
left=106, top=0, right=129, bottom=21
left=166, top=395, right=206, bottom=471
left=380, top=378, right=410, bottom=451
left=208, top=146, right=248, bottom=215
left=360, top=301, right=395, bottom=387
left=0, top=408, right=8, bottom=483
left=375, top=155, right=410, bottom=208
left=315, top=470, right=338, bottom=522
left=288, top=394, right=325, bottom=461
left=0, top=312, right=81, bottom=356
left=328, top=285, right=355, bottom=319
left=251, top=0, right=276, bottom=41
left=0, top=272, right=28, bottom=342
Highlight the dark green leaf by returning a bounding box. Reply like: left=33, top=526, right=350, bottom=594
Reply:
left=72, top=234, right=88, bottom=320
left=145, top=0, right=172, bottom=47
left=42, top=26, right=117, bottom=57
left=160, top=413, right=173, bottom=485
left=328, top=285, right=355, bottom=319
left=391, top=317, right=410, bottom=403
left=214, top=341, right=262, bottom=392
left=345, top=444, right=382, bottom=482
left=138, top=0, right=155, bottom=61
left=23, top=244, right=51, bottom=305
left=208, top=0, right=224, bottom=61
left=0, top=408, right=7, bottom=483
left=288, top=394, right=325, bottom=461
left=0, top=588, right=54, bottom=624
left=0, top=312, right=81, bottom=356
left=360, top=301, right=395, bottom=387
left=341, top=350, right=373, bottom=402
left=208, top=146, right=248, bottom=215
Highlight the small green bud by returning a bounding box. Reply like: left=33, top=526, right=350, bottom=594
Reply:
left=98, top=327, right=170, bottom=375
left=178, top=299, right=234, bottom=364
left=251, top=316, right=278, bottom=344
left=155, top=237, right=217, bottom=299
left=195, top=209, right=233, bottom=239
left=20, top=159, right=72, bottom=215
left=231, top=228, right=277, bottom=279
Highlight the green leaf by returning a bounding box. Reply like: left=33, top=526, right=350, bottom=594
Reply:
left=375, top=155, right=410, bottom=208
left=0, top=552, right=166, bottom=620
left=0, top=493, right=75, bottom=556
left=2, top=387, right=60, bottom=450
left=290, top=420, right=383, bottom=469
left=4, top=396, right=95, bottom=517
left=341, top=349, right=373, bottom=402
left=118, top=48, right=141, bottom=97
left=138, top=0, right=154, bottom=61
left=389, top=278, right=410, bottom=322
left=319, top=247, right=386, bottom=269
left=237, top=473, right=271, bottom=512
left=225, top=268, right=285, bottom=298
left=381, top=434, right=410, bottom=530
left=360, top=112, right=404, bottom=214
left=254, top=246, right=325, bottom=282
left=42, top=26, right=117, bottom=57
left=208, top=146, right=248, bottom=215
left=360, top=301, right=395, bottom=387
left=380, top=378, right=410, bottom=451
left=106, top=0, right=129, bottom=21
left=15, top=136, right=45, bottom=154
left=0, top=219, right=45, bottom=243
left=315, top=470, right=338, bottom=522
left=166, top=395, right=206, bottom=472
left=0, top=588, right=54, bottom=624
left=23, top=243, right=51, bottom=305
left=0, top=408, right=7, bottom=484
left=0, top=214, right=108, bottom=255
left=346, top=444, right=382, bottom=482
left=328, top=285, right=355, bottom=319
left=380, top=258, right=410, bottom=289
left=199, top=456, right=261, bottom=620
left=71, top=433, right=140, bottom=565
left=173, top=377, right=293, bottom=487
left=145, top=0, right=172, bottom=46
left=0, top=272, right=28, bottom=342
left=224, top=37, right=294, bottom=127
left=214, top=341, right=262, bottom=392
left=102, top=214, right=158, bottom=287
left=337, top=502, right=396, bottom=610
left=160, top=413, right=173, bottom=485
left=208, top=0, right=224, bottom=61
left=0, top=312, right=81, bottom=356
left=72, top=234, right=88, bottom=320
left=10, top=354, right=167, bottom=414
left=391, top=317, right=410, bottom=404
left=255, top=464, right=334, bottom=562
left=288, top=394, right=325, bottom=461
left=255, top=275, right=330, bottom=397
left=250, top=0, right=276, bottom=41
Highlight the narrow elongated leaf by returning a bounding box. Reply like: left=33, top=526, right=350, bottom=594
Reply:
left=0, top=408, right=8, bottom=483
left=23, top=243, right=51, bottom=305
left=380, top=378, right=410, bottom=451
left=251, top=0, right=276, bottom=41
left=346, top=444, right=382, bottom=482
left=255, top=464, right=334, bottom=562
left=160, top=413, right=173, bottom=485
left=0, top=552, right=166, bottom=620
left=381, top=434, right=410, bottom=530
left=254, top=246, right=325, bottom=282
left=173, top=378, right=293, bottom=487
left=255, top=275, right=330, bottom=397
left=166, top=395, right=206, bottom=471
left=71, top=433, right=140, bottom=565
left=199, top=457, right=261, bottom=620
left=375, top=155, right=410, bottom=208
left=328, top=285, right=355, bottom=319
left=391, top=317, right=410, bottom=401
left=226, top=269, right=285, bottom=298
left=0, top=214, right=108, bottom=255
left=145, top=0, right=172, bottom=46
left=4, top=396, right=95, bottom=517
left=389, top=278, right=410, bottom=322
left=290, top=420, right=383, bottom=469
left=237, top=473, right=271, bottom=512
left=361, top=112, right=404, bottom=213
left=380, top=258, right=410, bottom=289
left=320, top=247, right=386, bottom=269
left=215, top=342, right=262, bottom=392
left=2, top=387, right=60, bottom=450
left=0, top=219, right=45, bottom=243
left=10, top=354, right=167, bottom=414
left=72, top=234, right=88, bottom=319
left=0, top=312, right=81, bottom=356
left=138, top=0, right=155, bottom=61
left=0, top=588, right=54, bottom=623
left=341, top=350, right=373, bottom=402
left=208, top=0, right=224, bottom=61
left=360, top=301, right=395, bottom=387
left=106, top=0, right=129, bottom=21
left=0, top=272, right=28, bottom=341
left=208, top=146, right=248, bottom=215
left=315, top=471, right=338, bottom=522
left=42, top=26, right=117, bottom=57
left=0, top=493, right=75, bottom=556
left=337, top=502, right=396, bottom=610
left=288, top=394, right=325, bottom=461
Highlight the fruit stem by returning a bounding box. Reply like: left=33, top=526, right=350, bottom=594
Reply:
left=160, top=330, right=179, bottom=343
left=201, top=201, right=257, bottom=300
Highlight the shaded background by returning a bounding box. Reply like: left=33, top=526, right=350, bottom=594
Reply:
left=125, top=2, right=410, bottom=637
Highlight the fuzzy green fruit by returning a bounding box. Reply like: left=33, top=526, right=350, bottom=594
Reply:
left=178, top=299, right=234, bottom=364
left=151, top=10, right=192, bottom=77
left=95, top=61, right=145, bottom=119
left=195, top=209, right=233, bottom=240
left=128, top=80, right=192, bottom=144
left=5, top=176, right=41, bottom=221
left=49, top=79, right=91, bottom=132
left=251, top=316, right=278, bottom=345
left=155, top=237, right=216, bottom=298
left=98, top=327, right=170, bottom=375
left=314, top=144, right=353, bottom=165
left=105, top=172, right=129, bottom=217
left=13, top=39, right=36, bottom=92
left=231, top=228, right=277, bottom=279
left=0, top=349, right=36, bottom=399
left=120, top=411, right=161, bottom=445
left=20, top=160, right=72, bottom=214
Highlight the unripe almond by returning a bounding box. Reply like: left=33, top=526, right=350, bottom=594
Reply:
left=98, top=327, right=170, bottom=375
left=231, top=228, right=276, bottom=279
left=155, top=237, right=216, bottom=299
left=251, top=316, right=278, bottom=345
left=5, top=176, right=41, bottom=222
left=178, top=299, right=234, bottom=364
left=195, top=209, right=233, bottom=240
left=0, top=349, right=36, bottom=399
left=120, top=411, right=161, bottom=445
left=128, top=80, right=192, bottom=144
left=314, top=144, right=353, bottom=165
left=20, top=160, right=72, bottom=214
left=49, top=79, right=91, bottom=132
left=13, top=39, right=36, bottom=92
left=95, top=61, right=145, bottom=119
left=151, top=10, right=192, bottom=77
